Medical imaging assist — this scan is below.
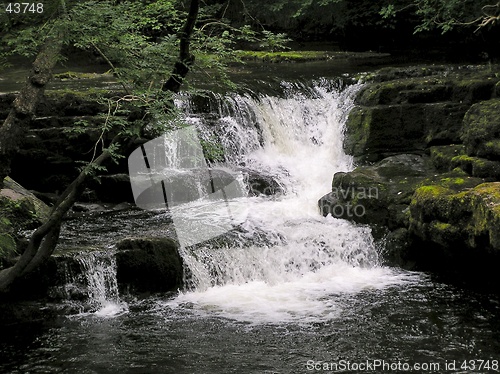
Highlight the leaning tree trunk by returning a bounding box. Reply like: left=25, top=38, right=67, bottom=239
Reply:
left=0, top=0, right=201, bottom=294
left=0, top=36, right=64, bottom=189
left=0, top=149, right=111, bottom=292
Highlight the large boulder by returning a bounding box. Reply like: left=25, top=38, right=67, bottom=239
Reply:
left=409, top=182, right=500, bottom=251
left=407, top=181, right=500, bottom=287
left=319, top=154, right=436, bottom=231
left=115, top=237, right=183, bottom=293
left=0, top=177, right=51, bottom=268
left=461, top=99, right=500, bottom=161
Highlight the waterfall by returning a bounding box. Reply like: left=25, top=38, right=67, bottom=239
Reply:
left=163, top=79, right=417, bottom=324
left=56, top=251, right=128, bottom=317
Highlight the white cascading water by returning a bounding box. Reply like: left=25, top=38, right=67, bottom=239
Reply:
left=162, top=79, right=417, bottom=324
left=72, top=251, right=128, bottom=317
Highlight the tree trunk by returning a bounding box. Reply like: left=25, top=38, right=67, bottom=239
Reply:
left=162, top=0, right=200, bottom=93
left=0, top=0, right=202, bottom=294
left=0, top=149, right=112, bottom=293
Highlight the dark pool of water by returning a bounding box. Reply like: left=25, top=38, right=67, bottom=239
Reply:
left=1, top=280, right=499, bottom=374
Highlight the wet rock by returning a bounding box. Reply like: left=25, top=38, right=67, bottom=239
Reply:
left=91, top=174, right=134, bottom=204
left=461, top=99, right=500, bottom=161
left=319, top=154, right=435, bottom=231
left=323, top=65, right=500, bottom=285
left=345, top=67, right=500, bottom=162
left=115, top=237, right=183, bottom=293
left=409, top=181, right=500, bottom=250
left=133, top=168, right=242, bottom=210
left=0, top=177, right=51, bottom=268
left=345, top=102, right=471, bottom=162
left=406, top=181, right=500, bottom=285
left=383, top=228, right=414, bottom=267
left=430, top=145, right=500, bottom=180
left=243, top=169, right=284, bottom=196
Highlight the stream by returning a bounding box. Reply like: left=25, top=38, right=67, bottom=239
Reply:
left=1, top=62, right=500, bottom=373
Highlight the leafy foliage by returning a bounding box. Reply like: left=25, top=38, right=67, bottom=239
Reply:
left=381, top=0, right=500, bottom=33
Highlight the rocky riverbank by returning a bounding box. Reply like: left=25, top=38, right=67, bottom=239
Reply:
left=319, top=64, right=500, bottom=288
left=3, top=63, right=500, bottom=300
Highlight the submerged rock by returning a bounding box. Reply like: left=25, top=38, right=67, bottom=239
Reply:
left=115, top=237, right=183, bottom=293
left=242, top=168, right=284, bottom=197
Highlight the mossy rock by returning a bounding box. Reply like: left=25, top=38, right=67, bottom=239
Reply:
left=0, top=177, right=51, bottom=227
left=370, top=65, right=450, bottom=83
left=430, top=145, right=467, bottom=171
left=344, top=102, right=466, bottom=161
left=319, top=154, right=436, bottom=230
left=409, top=181, right=500, bottom=251
left=429, top=145, right=500, bottom=180
left=236, top=50, right=332, bottom=63
left=461, top=99, right=500, bottom=161
left=346, top=66, right=500, bottom=162
left=0, top=177, right=51, bottom=268
left=356, top=77, right=452, bottom=106
left=451, top=154, right=500, bottom=180
left=53, top=71, right=113, bottom=80
left=356, top=67, right=499, bottom=107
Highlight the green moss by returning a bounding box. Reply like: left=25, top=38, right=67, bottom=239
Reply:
left=432, top=221, right=453, bottom=231
left=1, top=177, right=50, bottom=230
left=414, top=185, right=451, bottom=198
left=418, top=169, right=483, bottom=193
left=452, top=154, right=478, bottom=164
left=53, top=71, right=112, bottom=80
left=343, top=107, right=371, bottom=157
left=472, top=183, right=500, bottom=208
left=0, top=233, right=17, bottom=259
left=430, top=145, right=466, bottom=171
left=440, top=177, right=465, bottom=186
left=236, top=50, right=331, bottom=63
left=461, top=99, right=500, bottom=160
left=410, top=181, right=500, bottom=250
left=451, top=154, right=500, bottom=179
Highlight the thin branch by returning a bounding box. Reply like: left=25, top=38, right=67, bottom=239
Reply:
left=90, top=41, right=131, bottom=95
